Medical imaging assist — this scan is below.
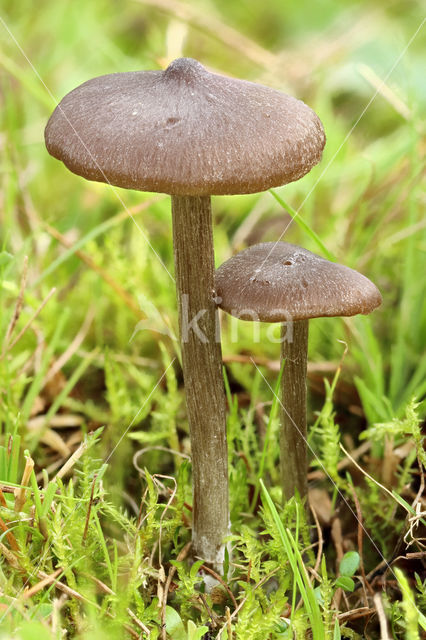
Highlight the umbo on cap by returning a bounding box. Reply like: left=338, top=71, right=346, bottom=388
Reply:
left=45, top=58, right=325, bottom=196
left=215, top=242, right=382, bottom=322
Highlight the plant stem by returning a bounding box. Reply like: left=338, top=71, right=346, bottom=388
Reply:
left=280, top=319, right=309, bottom=502
left=171, top=194, right=229, bottom=568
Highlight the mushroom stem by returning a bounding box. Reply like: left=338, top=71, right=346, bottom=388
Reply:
left=280, top=318, right=309, bottom=502
left=171, top=194, right=229, bottom=568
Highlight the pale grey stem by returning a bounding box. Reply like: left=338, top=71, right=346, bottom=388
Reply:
left=280, top=318, right=309, bottom=502
left=171, top=194, right=229, bottom=568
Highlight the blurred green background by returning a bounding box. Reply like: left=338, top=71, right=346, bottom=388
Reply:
left=1, top=0, right=425, bottom=431
left=0, top=1, right=425, bottom=636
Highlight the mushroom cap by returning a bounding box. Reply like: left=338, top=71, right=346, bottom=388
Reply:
left=45, top=58, right=325, bottom=196
left=215, top=242, right=382, bottom=322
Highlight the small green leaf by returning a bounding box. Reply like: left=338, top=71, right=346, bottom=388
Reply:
left=313, top=585, right=324, bottom=605
left=333, top=618, right=341, bottom=640
left=223, top=544, right=230, bottom=581
left=165, top=605, right=186, bottom=640
left=13, top=621, right=53, bottom=640
left=187, top=620, right=210, bottom=639
left=189, top=559, right=205, bottom=579
left=339, top=551, right=360, bottom=576
left=36, top=603, right=54, bottom=619
left=335, top=576, right=355, bottom=592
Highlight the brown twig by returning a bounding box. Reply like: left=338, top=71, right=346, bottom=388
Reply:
left=0, top=541, right=21, bottom=569
left=23, top=568, right=63, bottom=599
left=406, top=551, right=426, bottom=559
left=136, top=484, right=150, bottom=529
left=14, top=454, right=34, bottom=513
left=198, top=592, right=219, bottom=627
left=331, top=516, right=345, bottom=610
left=83, top=573, right=114, bottom=595
left=0, top=486, right=15, bottom=494
left=223, top=352, right=338, bottom=375
left=198, top=564, right=238, bottom=611
left=153, top=474, right=178, bottom=567
left=340, top=444, right=411, bottom=513
left=246, top=559, right=252, bottom=584
left=216, top=567, right=280, bottom=638
left=309, top=502, right=323, bottom=575
left=133, top=446, right=190, bottom=475
left=53, top=436, right=93, bottom=481
left=36, top=195, right=163, bottom=320
left=44, top=307, right=95, bottom=385
left=82, top=573, right=150, bottom=636
left=43, top=222, right=144, bottom=319
left=373, top=593, right=391, bottom=640
left=160, top=542, right=192, bottom=640
left=126, top=608, right=151, bottom=637
left=137, top=0, right=276, bottom=69
left=226, top=606, right=233, bottom=639
left=2, top=255, right=28, bottom=355
left=337, top=607, right=375, bottom=622
left=358, top=63, right=412, bottom=120
left=414, top=452, right=425, bottom=510
left=0, top=487, right=8, bottom=508
left=36, top=570, right=143, bottom=638
left=166, top=485, right=192, bottom=513
left=349, top=483, right=373, bottom=602
left=0, top=515, right=20, bottom=552
left=82, top=474, right=97, bottom=545
left=153, top=474, right=178, bottom=640
left=0, top=288, right=56, bottom=360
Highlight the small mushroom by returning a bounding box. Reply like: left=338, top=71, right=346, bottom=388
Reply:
left=215, top=242, right=382, bottom=502
left=45, top=58, right=325, bottom=567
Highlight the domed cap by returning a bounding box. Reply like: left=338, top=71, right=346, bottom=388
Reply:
left=215, top=242, right=382, bottom=322
left=45, top=58, right=325, bottom=196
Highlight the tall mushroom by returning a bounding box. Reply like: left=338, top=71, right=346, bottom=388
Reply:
left=44, top=58, right=325, bottom=567
left=215, top=242, right=382, bottom=502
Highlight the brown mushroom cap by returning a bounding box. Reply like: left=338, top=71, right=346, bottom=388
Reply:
left=215, top=242, right=382, bottom=321
left=45, top=58, right=325, bottom=196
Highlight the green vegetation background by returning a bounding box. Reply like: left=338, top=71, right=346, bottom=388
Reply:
left=0, top=0, right=425, bottom=638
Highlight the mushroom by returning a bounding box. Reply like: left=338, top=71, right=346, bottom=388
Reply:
left=44, top=58, right=325, bottom=567
left=215, top=242, right=382, bottom=502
